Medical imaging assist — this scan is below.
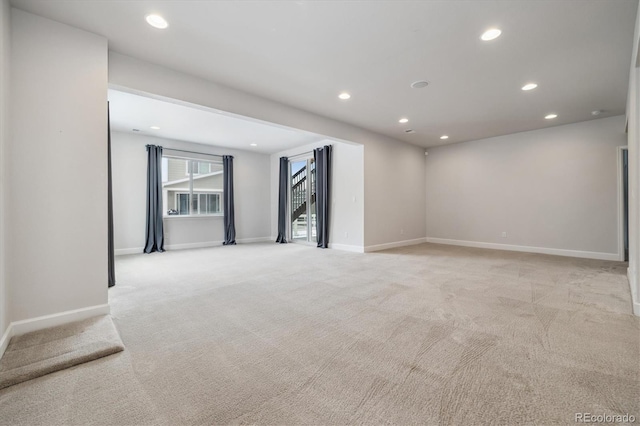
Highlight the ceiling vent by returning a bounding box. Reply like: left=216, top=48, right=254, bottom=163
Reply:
left=405, top=129, right=416, bottom=133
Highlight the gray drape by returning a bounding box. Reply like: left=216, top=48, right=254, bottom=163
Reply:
left=223, top=155, right=236, bottom=245
left=107, top=103, right=115, bottom=287
left=314, top=145, right=332, bottom=248
left=144, top=145, right=165, bottom=253
left=276, top=157, right=288, bottom=243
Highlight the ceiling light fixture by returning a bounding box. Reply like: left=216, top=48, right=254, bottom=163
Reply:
left=338, top=92, right=351, bottom=100
left=591, top=110, right=602, bottom=116
left=480, top=28, right=502, bottom=41
left=150, top=126, right=160, bottom=130
left=250, top=143, right=257, bottom=147
left=411, top=80, right=429, bottom=89
left=440, top=135, right=449, bottom=140
left=521, top=83, right=538, bottom=91
left=399, top=118, right=409, bottom=124
left=146, top=14, right=168, bottom=29
left=544, top=114, right=557, bottom=120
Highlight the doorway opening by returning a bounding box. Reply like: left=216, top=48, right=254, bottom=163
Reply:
left=290, top=156, right=316, bottom=243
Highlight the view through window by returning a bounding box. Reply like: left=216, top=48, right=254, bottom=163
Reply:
left=161, top=156, right=223, bottom=216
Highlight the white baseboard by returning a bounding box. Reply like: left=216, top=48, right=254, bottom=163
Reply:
left=0, top=324, right=12, bottom=361
left=0, top=304, right=110, bottom=359
left=364, top=238, right=427, bottom=253
left=426, top=237, right=620, bottom=261
left=117, top=237, right=273, bottom=255
left=329, top=243, right=365, bottom=253
left=115, top=247, right=144, bottom=256
left=628, top=267, right=640, bottom=316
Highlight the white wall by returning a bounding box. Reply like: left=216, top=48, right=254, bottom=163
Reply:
left=626, top=5, right=640, bottom=315
left=425, top=115, right=627, bottom=260
left=8, top=9, right=108, bottom=321
left=109, top=52, right=427, bottom=251
left=270, top=141, right=365, bottom=251
left=0, top=0, right=10, bottom=337
left=364, top=138, right=426, bottom=249
left=112, top=131, right=271, bottom=253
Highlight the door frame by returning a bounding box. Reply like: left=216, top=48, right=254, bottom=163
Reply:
left=618, top=145, right=629, bottom=262
left=288, top=155, right=315, bottom=246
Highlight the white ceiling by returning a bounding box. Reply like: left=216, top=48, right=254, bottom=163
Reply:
left=108, top=89, right=324, bottom=153
left=12, top=0, right=639, bottom=148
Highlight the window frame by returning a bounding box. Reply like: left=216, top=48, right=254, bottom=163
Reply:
left=162, top=155, right=224, bottom=218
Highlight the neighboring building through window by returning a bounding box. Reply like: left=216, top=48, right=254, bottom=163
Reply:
left=161, top=155, right=223, bottom=216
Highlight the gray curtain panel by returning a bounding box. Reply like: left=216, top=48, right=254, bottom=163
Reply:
left=314, top=145, right=332, bottom=248
left=223, top=155, right=237, bottom=245
left=276, top=156, right=288, bottom=243
left=107, top=103, right=116, bottom=287
left=144, top=145, right=165, bottom=253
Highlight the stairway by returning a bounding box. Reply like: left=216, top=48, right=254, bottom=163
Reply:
left=291, top=163, right=315, bottom=223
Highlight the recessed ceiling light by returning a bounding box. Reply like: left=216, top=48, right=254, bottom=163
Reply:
left=150, top=126, right=160, bottom=130
left=591, top=110, right=602, bottom=116
left=480, top=28, right=502, bottom=41
left=521, top=83, right=538, bottom=91
left=399, top=118, right=409, bottom=124
left=250, top=143, right=257, bottom=147
left=146, top=14, right=168, bottom=29
left=411, top=80, right=429, bottom=89
left=544, top=114, right=557, bottom=120
left=440, top=135, right=449, bottom=140
left=338, top=92, right=351, bottom=100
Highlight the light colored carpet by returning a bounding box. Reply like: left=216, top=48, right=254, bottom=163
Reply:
left=0, top=242, right=638, bottom=425
left=0, top=315, right=124, bottom=390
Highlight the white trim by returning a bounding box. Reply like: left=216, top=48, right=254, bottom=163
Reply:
left=116, top=238, right=273, bottom=255
left=165, top=237, right=272, bottom=251
left=0, top=323, right=12, bottom=360
left=426, top=237, right=620, bottom=261
left=0, top=304, right=110, bottom=359
left=328, top=243, right=365, bottom=253
left=115, top=247, right=144, bottom=256
left=629, top=267, right=640, bottom=316
left=364, top=238, right=427, bottom=253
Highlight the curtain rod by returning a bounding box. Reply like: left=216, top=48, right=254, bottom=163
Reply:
left=288, top=150, right=314, bottom=160
left=163, top=147, right=224, bottom=158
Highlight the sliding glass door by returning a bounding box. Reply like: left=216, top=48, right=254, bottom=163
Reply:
left=290, top=157, right=316, bottom=243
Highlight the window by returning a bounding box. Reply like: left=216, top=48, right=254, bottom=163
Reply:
left=162, top=156, right=223, bottom=216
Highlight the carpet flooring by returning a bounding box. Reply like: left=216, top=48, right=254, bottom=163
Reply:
left=0, top=315, right=124, bottom=390
left=0, top=242, right=638, bottom=425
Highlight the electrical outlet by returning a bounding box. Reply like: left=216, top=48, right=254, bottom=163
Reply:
left=345, top=231, right=349, bottom=238
left=401, top=228, right=404, bottom=235
left=501, top=231, right=507, bottom=238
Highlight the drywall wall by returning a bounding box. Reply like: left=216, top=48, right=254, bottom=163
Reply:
left=9, top=9, right=108, bottom=321
left=270, top=141, right=364, bottom=251
left=109, top=53, right=427, bottom=251
left=426, top=115, right=627, bottom=260
left=0, top=0, right=10, bottom=338
left=364, top=138, right=426, bottom=250
left=626, top=4, right=640, bottom=315
left=111, top=131, right=271, bottom=253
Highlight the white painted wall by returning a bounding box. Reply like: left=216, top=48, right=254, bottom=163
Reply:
left=425, top=116, right=627, bottom=260
left=109, top=52, right=428, bottom=251
left=8, top=9, right=108, bottom=321
left=0, top=0, right=10, bottom=337
left=626, top=5, right=640, bottom=315
left=364, top=138, right=426, bottom=249
left=111, top=131, right=271, bottom=253
left=270, top=141, right=364, bottom=251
